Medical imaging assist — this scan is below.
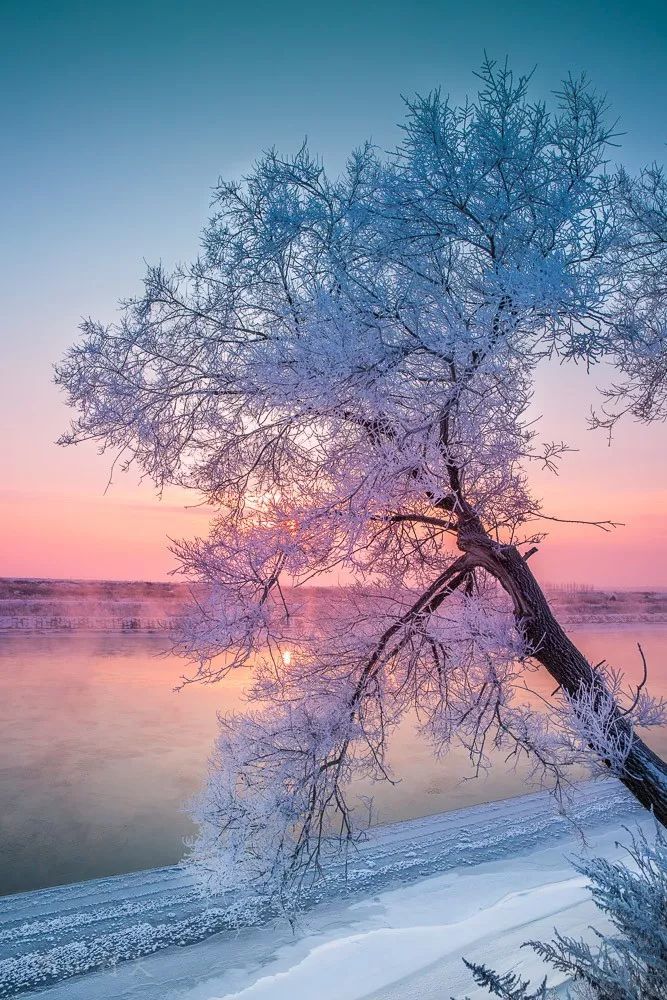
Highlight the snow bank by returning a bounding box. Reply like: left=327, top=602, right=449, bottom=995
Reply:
left=20, top=802, right=654, bottom=1000
left=201, top=877, right=592, bottom=1000
left=0, top=779, right=644, bottom=997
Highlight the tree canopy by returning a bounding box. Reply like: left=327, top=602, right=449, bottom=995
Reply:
left=57, top=60, right=667, bottom=897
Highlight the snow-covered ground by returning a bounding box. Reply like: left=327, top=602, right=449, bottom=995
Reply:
left=0, top=778, right=650, bottom=999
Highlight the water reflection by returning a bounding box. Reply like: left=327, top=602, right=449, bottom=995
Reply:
left=0, top=626, right=665, bottom=895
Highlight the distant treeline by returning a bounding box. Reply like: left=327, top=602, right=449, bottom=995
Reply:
left=0, top=578, right=666, bottom=633
left=0, top=578, right=186, bottom=600
left=0, top=577, right=188, bottom=633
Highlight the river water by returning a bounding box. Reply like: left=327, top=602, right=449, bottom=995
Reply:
left=1, top=625, right=665, bottom=895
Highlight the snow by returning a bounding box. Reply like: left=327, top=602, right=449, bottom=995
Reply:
left=198, top=879, right=590, bottom=1000
left=0, top=778, right=649, bottom=998
left=181, top=822, right=643, bottom=1000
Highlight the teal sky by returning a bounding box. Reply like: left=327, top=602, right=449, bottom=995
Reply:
left=2, top=0, right=667, bottom=583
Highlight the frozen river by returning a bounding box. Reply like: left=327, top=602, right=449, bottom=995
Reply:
left=1, top=625, right=666, bottom=895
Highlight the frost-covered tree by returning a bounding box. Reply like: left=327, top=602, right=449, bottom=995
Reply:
left=56, top=60, right=667, bottom=895
left=460, top=825, right=667, bottom=1000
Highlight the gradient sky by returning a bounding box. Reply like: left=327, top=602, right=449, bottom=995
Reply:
left=2, top=0, right=666, bottom=585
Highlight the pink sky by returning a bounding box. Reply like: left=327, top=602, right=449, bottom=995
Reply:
left=2, top=349, right=666, bottom=587
left=2, top=10, right=666, bottom=590
left=2, top=2, right=667, bottom=588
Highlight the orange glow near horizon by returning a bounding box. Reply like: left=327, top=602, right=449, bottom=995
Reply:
left=2, top=480, right=666, bottom=588
left=0, top=489, right=208, bottom=582
left=2, top=359, right=666, bottom=587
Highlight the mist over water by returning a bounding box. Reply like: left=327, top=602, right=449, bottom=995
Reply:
left=0, top=626, right=666, bottom=896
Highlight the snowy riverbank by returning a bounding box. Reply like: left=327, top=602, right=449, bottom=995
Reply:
left=0, top=778, right=649, bottom=998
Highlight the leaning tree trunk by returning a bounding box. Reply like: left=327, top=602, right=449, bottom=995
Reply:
left=457, top=512, right=667, bottom=827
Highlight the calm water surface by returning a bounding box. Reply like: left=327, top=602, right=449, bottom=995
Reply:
left=1, top=626, right=665, bottom=895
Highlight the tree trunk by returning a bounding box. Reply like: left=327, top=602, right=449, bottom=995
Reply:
left=457, top=514, right=667, bottom=826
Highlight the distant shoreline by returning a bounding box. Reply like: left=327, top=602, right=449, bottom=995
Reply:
left=3, top=615, right=667, bottom=635
left=2, top=576, right=667, bottom=634
left=2, top=575, right=667, bottom=591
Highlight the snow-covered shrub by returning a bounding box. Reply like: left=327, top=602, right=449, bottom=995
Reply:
left=459, top=825, right=667, bottom=1000
left=456, top=961, right=547, bottom=998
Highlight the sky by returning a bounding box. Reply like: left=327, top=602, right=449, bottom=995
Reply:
left=1, top=0, right=666, bottom=585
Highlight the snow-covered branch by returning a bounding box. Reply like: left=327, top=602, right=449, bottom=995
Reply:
left=57, top=58, right=667, bottom=896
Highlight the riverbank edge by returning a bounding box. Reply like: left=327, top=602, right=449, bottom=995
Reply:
left=0, top=778, right=643, bottom=997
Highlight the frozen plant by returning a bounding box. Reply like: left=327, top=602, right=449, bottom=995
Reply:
left=459, top=825, right=667, bottom=1000
left=456, top=961, right=547, bottom=999
left=56, top=59, right=667, bottom=897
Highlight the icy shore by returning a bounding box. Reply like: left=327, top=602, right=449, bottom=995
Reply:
left=0, top=778, right=646, bottom=998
